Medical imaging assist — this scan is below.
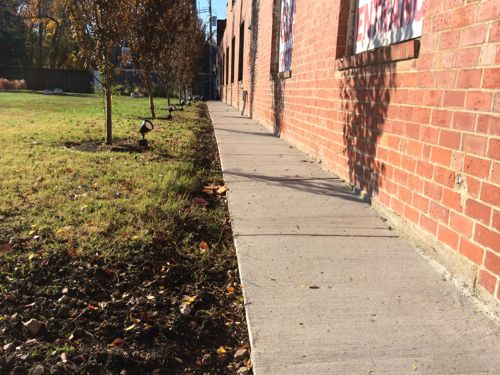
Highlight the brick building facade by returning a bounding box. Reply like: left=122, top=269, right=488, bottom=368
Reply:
left=218, top=0, right=500, bottom=307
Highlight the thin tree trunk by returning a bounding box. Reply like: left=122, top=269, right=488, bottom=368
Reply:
left=145, top=74, right=155, bottom=119
left=149, top=89, right=156, bottom=119
left=37, top=0, right=43, bottom=68
left=166, top=85, right=171, bottom=107
left=37, top=22, right=44, bottom=68
left=104, top=74, right=112, bottom=144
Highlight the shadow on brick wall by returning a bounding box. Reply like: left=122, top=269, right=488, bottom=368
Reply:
left=249, top=0, right=260, bottom=119
left=339, top=59, right=395, bottom=198
left=272, top=77, right=284, bottom=136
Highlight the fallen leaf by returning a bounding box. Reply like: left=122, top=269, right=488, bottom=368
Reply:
left=216, top=346, right=227, bottom=354
left=217, top=186, right=228, bottom=194
left=309, top=285, right=320, bottom=289
left=174, top=357, right=184, bottom=363
left=193, top=197, right=208, bottom=206
left=203, top=185, right=220, bottom=191
left=146, top=295, right=155, bottom=300
left=183, top=296, right=197, bottom=304
left=412, top=362, right=418, bottom=371
left=109, top=338, right=124, bottom=347
left=55, top=226, right=73, bottom=240
left=129, top=314, right=141, bottom=324
left=226, top=287, right=235, bottom=294
left=199, top=241, right=209, bottom=251
left=124, top=324, right=136, bottom=331
left=0, top=243, right=12, bottom=253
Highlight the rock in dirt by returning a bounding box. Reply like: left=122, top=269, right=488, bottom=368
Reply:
left=23, top=319, right=44, bottom=336
left=57, top=295, right=70, bottom=304
left=179, top=304, right=192, bottom=316
left=29, top=364, right=45, bottom=375
left=3, top=343, right=15, bottom=352
left=234, top=348, right=249, bottom=360
left=136, top=296, right=147, bottom=305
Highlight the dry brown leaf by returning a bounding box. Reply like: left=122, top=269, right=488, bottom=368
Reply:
left=0, top=243, right=12, bottom=253
left=199, top=241, right=209, bottom=251
left=203, top=185, right=220, bottom=191
left=193, top=197, right=208, bottom=206
left=217, top=186, right=228, bottom=194
left=109, top=338, right=124, bottom=347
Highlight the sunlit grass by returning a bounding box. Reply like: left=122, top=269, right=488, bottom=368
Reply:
left=0, top=92, right=223, bottom=257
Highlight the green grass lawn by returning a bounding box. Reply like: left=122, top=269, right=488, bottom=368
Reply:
left=0, top=92, right=250, bottom=373
left=0, top=92, right=223, bottom=256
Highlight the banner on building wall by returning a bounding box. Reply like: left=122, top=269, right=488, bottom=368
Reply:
left=279, top=0, right=296, bottom=72
left=355, top=0, right=426, bottom=54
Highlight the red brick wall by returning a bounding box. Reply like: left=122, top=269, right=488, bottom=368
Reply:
left=219, top=0, right=500, bottom=302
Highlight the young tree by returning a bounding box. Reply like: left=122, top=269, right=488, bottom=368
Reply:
left=154, top=0, right=181, bottom=107
left=65, top=0, right=132, bottom=144
left=129, top=0, right=162, bottom=119
left=172, top=8, right=205, bottom=100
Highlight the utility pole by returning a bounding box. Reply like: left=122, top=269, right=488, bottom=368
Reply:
left=208, top=0, right=213, bottom=100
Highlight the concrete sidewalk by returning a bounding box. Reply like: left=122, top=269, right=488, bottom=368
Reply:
left=207, top=102, right=500, bottom=375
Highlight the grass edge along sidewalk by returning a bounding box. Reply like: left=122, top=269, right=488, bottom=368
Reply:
left=0, top=92, right=252, bottom=374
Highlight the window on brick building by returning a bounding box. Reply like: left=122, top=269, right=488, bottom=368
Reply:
left=354, top=0, right=425, bottom=54
left=238, top=22, right=245, bottom=82
left=271, top=0, right=296, bottom=78
left=231, top=36, right=235, bottom=83
left=336, top=0, right=424, bottom=68
left=221, top=54, right=225, bottom=85
left=226, top=46, right=229, bottom=84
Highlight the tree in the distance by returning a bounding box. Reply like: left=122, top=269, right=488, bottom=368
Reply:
left=172, top=7, right=205, bottom=102
left=65, top=0, right=132, bottom=145
left=129, top=0, right=163, bottom=119
left=0, top=0, right=30, bottom=66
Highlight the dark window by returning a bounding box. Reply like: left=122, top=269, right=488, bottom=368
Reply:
left=238, top=22, right=245, bottom=82
left=226, top=47, right=229, bottom=84
left=231, top=36, right=235, bottom=83
left=221, top=54, right=225, bottom=85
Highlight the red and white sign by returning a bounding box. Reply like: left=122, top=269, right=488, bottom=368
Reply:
left=355, top=0, right=426, bottom=54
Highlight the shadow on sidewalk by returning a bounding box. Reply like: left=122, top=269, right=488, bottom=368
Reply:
left=225, top=170, right=366, bottom=203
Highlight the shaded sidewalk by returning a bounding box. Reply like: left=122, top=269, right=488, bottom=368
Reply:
left=207, top=102, right=500, bottom=375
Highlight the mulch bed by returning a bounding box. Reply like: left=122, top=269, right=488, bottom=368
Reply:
left=0, top=105, right=252, bottom=375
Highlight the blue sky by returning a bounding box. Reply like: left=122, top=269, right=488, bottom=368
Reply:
left=197, top=0, right=227, bottom=20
